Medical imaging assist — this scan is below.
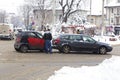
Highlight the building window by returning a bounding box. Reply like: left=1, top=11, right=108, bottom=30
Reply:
left=116, top=18, right=118, bottom=25
left=111, top=18, right=113, bottom=23
left=36, top=15, right=38, bottom=19
left=91, top=18, right=94, bottom=23
left=111, top=8, right=113, bottom=13
left=117, top=8, right=120, bottom=15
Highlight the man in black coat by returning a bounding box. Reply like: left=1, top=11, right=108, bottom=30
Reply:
left=43, top=29, right=52, bottom=53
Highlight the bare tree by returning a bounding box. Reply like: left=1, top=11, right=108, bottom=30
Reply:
left=20, top=3, right=32, bottom=29
left=21, top=0, right=88, bottom=28
left=11, top=16, right=23, bottom=28
left=23, top=0, right=52, bottom=30
left=36, top=0, right=46, bottom=27
left=0, top=10, right=7, bottom=23
left=58, top=0, right=86, bottom=23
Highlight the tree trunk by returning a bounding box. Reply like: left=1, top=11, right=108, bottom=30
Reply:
left=63, top=16, right=68, bottom=23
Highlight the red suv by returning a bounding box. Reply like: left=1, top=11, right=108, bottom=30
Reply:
left=14, top=31, right=45, bottom=53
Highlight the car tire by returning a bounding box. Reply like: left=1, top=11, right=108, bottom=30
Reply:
left=15, top=48, right=20, bottom=52
left=62, top=45, right=70, bottom=53
left=58, top=49, right=63, bottom=53
left=20, top=45, right=28, bottom=53
left=39, top=49, right=44, bottom=52
left=99, top=47, right=106, bottom=55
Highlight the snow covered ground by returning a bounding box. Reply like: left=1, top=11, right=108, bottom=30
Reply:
left=47, top=37, right=120, bottom=80
left=47, top=56, right=120, bottom=80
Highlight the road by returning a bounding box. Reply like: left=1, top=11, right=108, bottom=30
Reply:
left=0, top=40, right=120, bottom=80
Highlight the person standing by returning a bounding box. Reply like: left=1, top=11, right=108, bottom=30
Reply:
left=77, top=29, right=80, bottom=34
left=43, top=29, right=52, bottom=53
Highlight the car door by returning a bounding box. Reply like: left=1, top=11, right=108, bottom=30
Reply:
left=35, top=32, right=45, bottom=49
left=27, top=32, right=38, bottom=49
left=69, top=35, right=84, bottom=51
left=82, top=36, right=97, bottom=51
left=28, top=32, right=44, bottom=49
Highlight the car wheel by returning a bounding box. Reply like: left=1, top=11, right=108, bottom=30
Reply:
left=15, top=48, right=20, bottom=52
left=39, top=49, right=44, bottom=52
left=20, top=45, right=28, bottom=53
left=58, top=49, right=63, bottom=53
left=99, top=47, right=106, bottom=55
left=62, top=45, right=70, bottom=53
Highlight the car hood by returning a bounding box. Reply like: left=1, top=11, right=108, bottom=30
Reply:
left=96, top=41, right=110, bottom=46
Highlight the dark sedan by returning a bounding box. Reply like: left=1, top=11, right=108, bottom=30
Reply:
left=52, top=34, right=113, bottom=54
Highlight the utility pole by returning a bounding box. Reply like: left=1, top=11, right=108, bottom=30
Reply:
left=90, top=0, right=92, bottom=23
left=52, top=0, right=57, bottom=35
left=101, top=0, right=105, bottom=36
left=53, top=0, right=56, bottom=26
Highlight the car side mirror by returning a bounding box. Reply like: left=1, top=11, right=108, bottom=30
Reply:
left=93, top=40, right=97, bottom=44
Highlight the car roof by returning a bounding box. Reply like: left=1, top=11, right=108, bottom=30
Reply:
left=59, top=33, right=87, bottom=36
left=18, top=30, right=41, bottom=34
left=21, top=31, right=37, bottom=33
left=16, top=31, right=41, bottom=36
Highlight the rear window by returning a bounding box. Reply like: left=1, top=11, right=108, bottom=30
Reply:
left=61, top=35, right=69, bottom=40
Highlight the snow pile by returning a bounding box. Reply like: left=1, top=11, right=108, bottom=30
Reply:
left=48, top=56, right=120, bottom=80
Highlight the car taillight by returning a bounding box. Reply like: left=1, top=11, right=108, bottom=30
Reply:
left=54, top=38, right=60, bottom=44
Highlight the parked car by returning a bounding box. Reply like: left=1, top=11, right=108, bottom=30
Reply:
left=52, top=34, right=113, bottom=54
left=0, top=23, right=14, bottom=40
left=14, top=31, right=45, bottom=53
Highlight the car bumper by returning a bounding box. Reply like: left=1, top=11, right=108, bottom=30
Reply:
left=107, top=46, right=113, bottom=52
left=52, top=44, right=61, bottom=49
left=52, top=45, right=58, bottom=49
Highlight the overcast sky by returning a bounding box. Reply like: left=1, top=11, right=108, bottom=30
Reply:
left=0, top=0, right=102, bottom=14
left=0, top=0, right=24, bottom=13
left=91, top=0, right=102, bottom=15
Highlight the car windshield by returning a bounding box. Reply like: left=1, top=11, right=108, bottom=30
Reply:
left=36, top=32, right=43, bottom=38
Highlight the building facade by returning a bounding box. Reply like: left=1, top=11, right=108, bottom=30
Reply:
left=33, top=9, right=62, bottom=30
left=105, top=0, right=120, bottom=35
left=33, top=8, right=88, bottom=31
left=87, top=14, right=105, bottom=27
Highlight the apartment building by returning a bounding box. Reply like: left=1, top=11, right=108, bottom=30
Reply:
left=105, top=0, right=120, bottom=35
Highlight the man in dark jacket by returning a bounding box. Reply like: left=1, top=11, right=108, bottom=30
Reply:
left=43, top=29, right=52, bottom=53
